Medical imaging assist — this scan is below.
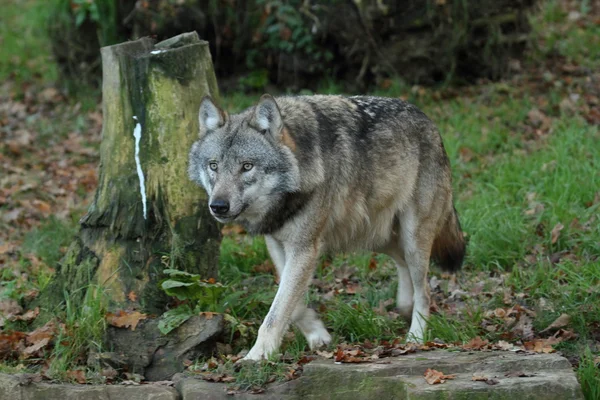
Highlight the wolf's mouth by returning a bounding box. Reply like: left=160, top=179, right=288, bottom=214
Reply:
left=212, top=213, right=240, bottom=223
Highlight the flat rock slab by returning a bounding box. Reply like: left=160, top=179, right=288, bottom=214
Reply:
left=0, top=374, right=179, bottom=400
left=0, top=351, right=584, bottom=399
left=179, top=350, right=584, bottom=399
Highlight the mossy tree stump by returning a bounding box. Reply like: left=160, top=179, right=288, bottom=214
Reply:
left=39, top=33, right=221, bottom=316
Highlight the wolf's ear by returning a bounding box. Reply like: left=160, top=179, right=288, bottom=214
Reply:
left=198, top=96, right=226, bottom=138
left=250, top=94, right=283, bottom=140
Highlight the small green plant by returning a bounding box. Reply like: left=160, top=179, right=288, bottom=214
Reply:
left=158, top=269, right=228, bottom=334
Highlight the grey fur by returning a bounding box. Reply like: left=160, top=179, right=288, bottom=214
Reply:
left=189, top=94, right=466, bottom=360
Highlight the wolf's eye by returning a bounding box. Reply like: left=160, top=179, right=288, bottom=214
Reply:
left=209, top=162, right=218, bottom=171
left=242, top=162, right=253, bottom=172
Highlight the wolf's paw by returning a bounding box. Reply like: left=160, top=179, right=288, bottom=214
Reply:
left=306, top=326, right=332, bottom=350
left=243, top=339, right=279, bottom=361
left=405, top=329, right=425, bottom=344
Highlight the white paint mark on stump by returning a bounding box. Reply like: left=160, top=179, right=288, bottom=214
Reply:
left=132, top=116, right=147, bottom=219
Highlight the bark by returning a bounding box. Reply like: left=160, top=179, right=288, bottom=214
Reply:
left=37, top=32, right=221, bottom=316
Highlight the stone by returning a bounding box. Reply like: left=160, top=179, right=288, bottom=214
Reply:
left=0, top=351, right=584, bottom=399
left=105, top=313, right=223, bottom=381
left=0, top=373, right=179, bottom=400
left=177, top=350, right=584, bottom=399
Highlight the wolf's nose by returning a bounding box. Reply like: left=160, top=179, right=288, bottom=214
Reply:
left=210, top=200, right=230, bottom=215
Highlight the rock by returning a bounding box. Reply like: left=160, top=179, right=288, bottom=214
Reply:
left=177, top=350, right=584, bottom=399
left=0, top=373, right=179, bottom=400
left=0, top=350, right=584, bottom=399
left=105, top=314, right=223, bottom=381
left=87, top=351, right=128, bottom=370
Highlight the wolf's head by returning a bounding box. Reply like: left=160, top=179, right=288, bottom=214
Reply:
left=188, top=95, right=300, bottom=226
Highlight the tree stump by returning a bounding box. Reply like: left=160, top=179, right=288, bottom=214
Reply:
left=38, top=32, right=221, bottom=317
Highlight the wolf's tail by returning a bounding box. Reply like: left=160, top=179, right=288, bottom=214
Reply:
left=431, top=205, right=466, bottom=272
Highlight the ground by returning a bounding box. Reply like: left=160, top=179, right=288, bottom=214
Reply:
left=0, top=0, right=599, bottom=398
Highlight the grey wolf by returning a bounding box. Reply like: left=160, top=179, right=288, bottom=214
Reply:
left=188, top=94, right=465, bottom=360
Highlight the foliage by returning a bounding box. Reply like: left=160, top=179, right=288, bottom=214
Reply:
left=158, top=269, right=228, bottom=334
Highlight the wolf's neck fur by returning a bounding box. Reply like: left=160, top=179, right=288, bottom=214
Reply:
left=241, top=190, right=313, bottom=235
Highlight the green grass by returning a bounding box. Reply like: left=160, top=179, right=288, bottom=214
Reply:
left=23, top=216, right=77, bottom=268
left=47, top=285, right=108, bottom=381
left=0, top=0, right=57, bottom=87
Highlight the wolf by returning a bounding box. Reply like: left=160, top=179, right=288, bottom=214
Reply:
left=188, top=94, right=465, bottom=361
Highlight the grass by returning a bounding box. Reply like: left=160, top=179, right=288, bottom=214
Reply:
left=0, top=0, right=57, bottom=88
left=47, top=285, right=108, bottom=381
left=0, top=0, right=598, bottom=396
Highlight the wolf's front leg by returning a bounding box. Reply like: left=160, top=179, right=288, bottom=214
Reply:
left=244, top=246, right=318, bottom=361
left=265, top=236, right=331, bottom=350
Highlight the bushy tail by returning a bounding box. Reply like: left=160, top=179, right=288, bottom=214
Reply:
left=431, top=206, right=466, bottom=272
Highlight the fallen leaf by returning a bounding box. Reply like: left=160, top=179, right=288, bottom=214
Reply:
left=550, top=223, right=564, bottom=244
left=200, top=311, right=215, bottom=320
left=472, top=374, right=499, bottom=384
left=26, top=321, right=56, bottom=345
left=128, top=291, right=138, bottom=302
left=368, top=255, right=377, bottom=271
left=424, top=368, right=456, bottom=384
left=524, top=337, right=562, bottom=353
left=14, top=307, right=39, bottom=322
left=316, top=350, right=334, bottom=359
left=106, top=310, right=147, bottom=331
left=22, top=337, right=50, bottom=357
left=540, top=313, right=570, bottom=333
left=252, top=260, right=274, bottom=274
left=494, top=340, right=517, bottom=351
left=463, top=336, right=489, bottom=350
left=0, top=332, right=26, bottom=360
left=66, top=369, right=86, bottom=384
left=0, top=299, right=23, bottom=318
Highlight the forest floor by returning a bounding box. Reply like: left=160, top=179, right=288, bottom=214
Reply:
left=0, top=0, right=599, bottom=398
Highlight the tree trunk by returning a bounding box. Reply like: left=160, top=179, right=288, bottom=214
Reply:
left=38, top=32, right=221, bottom=316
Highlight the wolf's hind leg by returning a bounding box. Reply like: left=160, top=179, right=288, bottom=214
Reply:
left=265, top=236, right=331, bottom=350
left=399, top=206, right=435, bottom=344
left=394, top=258, right=414, bottom=319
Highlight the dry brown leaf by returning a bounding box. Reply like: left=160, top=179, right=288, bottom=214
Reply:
left=472, top=372, right=500, bottom=385
left=22, top=338, right=50, bottom=358
left=524, top=337, right=562, bottom=353
left=0, top=332, right=26, bottom=360
left=67, top=369, right=87, bottom=384
left=368, top=255, right=377, bottom=271
left=316, top=350, right=334, bottom=359
left=424, top=368, right=456, bottom=384
left=463, top=336, right=489, bottom=350
left=0, top=299, right=23, bottom=318
left=26, top=321, right=56, bottom=345
left=14, top=307, right=39, bottom=322
left=551, top=223, right=564, bottom=244
left=494, top=340, right=518, bottom=351
left=200, top=311, right=215, bottom=320
left=540, top=313, right=570, bottom=333
left=106, top=310, right=147, bottom=331
left=252, top=260, right=275, bottom=274
left=128, top=291, right=138, bottom=302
